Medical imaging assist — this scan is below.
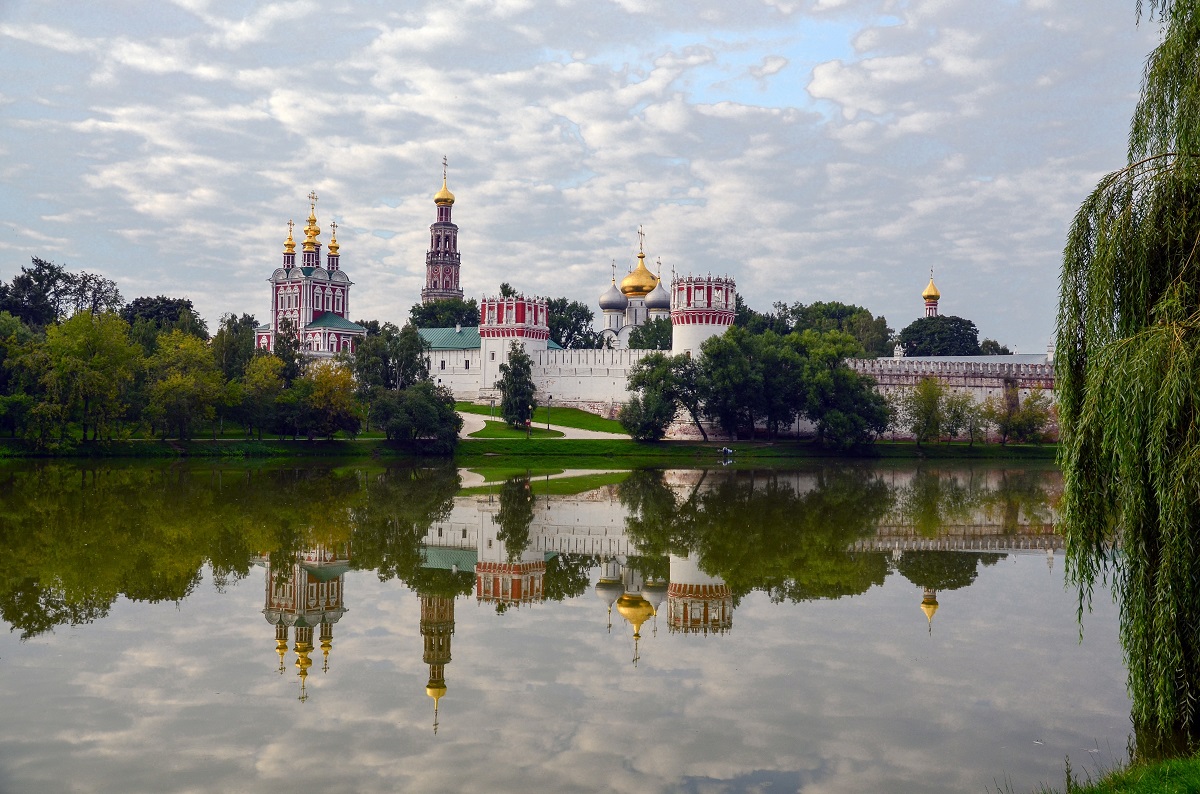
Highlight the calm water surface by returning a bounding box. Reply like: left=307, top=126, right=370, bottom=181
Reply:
left=0, top=462, right=1128, bottom=793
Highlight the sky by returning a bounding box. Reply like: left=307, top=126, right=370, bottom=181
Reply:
left=0, top=0, right=1160, bottom=352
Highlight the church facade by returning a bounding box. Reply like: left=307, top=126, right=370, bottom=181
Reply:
left=256, top=192, right=367, bottom=357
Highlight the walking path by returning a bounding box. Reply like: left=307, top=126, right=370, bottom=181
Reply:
left=456, top=412, right=628, bottom=440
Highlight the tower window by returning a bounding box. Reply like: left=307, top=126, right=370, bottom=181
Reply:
left=464, top=360, right=469, bottom=370
left=490, top=352, right=495, bottom=361
left=440, top=360, right=446, bottom=370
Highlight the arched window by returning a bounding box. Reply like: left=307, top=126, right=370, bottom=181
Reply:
left=335, top=291, right=342, bottom=313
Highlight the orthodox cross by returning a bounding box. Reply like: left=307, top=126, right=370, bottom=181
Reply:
left=611, top=259, right=616, bottom=282
left=442, top=155, right=448, bottom=181
left=308, top=190, right=318, bottom=209
left=287, top=219, right=294, bottom=236
left=637, top=225, right=645, bottom=253
left=330, top=220, right=338, bottom=236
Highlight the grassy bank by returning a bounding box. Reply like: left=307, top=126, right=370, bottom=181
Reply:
left=1019, top=754, right=1200, bottom=793
left=456, top=402, right=626, bottom=433
left=0, top=437, right=429, bottom=460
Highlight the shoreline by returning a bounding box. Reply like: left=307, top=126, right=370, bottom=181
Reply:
left=0, top=437, right=1058, bottom=464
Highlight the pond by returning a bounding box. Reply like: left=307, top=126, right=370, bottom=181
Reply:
left=0, top=461, right=1128, bottom=793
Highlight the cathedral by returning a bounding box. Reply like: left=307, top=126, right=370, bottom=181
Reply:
left=255, top=192, right=367, bottom=357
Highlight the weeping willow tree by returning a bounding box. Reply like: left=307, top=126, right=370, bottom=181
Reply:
left=1059, top=0, right=1200, bottom=743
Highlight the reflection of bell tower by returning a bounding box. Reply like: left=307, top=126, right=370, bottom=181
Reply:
left=260, top=543, right=350, bottom=702
left=420, top=593, right=455, bottom=734
left=475, top=517, right=546, bottom=609
left=920, top=587, right=939, bottom=635
left=667, top=553, right=733, bottom=635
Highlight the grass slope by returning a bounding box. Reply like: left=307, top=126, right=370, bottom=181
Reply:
left=456, top=402, right=626, bottom=434
left=468, top=421, right=565, bottom=439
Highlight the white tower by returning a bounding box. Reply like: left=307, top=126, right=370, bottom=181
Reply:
left=670, top=274, right=736, bottom=356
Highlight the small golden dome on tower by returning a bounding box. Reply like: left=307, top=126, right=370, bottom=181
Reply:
left=327, top=221, right=339, bottom=256
left=615, top=592, right=655, bottom=637
left=434, top=177, right=455, bottom=206
left=426, top=681, right=447, bottom=701
left=922, top=273, right=941, bottom=301
left=619, top=252, right=659, bottom=298
left=283, top=220, right=296, bottom=255
left=302, top=192, right=321, bottom=253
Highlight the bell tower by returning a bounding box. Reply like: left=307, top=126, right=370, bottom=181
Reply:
left=422, top=157, right=464, bottom=304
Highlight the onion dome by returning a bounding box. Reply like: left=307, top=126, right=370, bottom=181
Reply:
left=595, top=578, right=625, bottom=606
left=283, top=220, right=296, bottom=254
left=302, top=195, right=321, bottom=253
left=922, top=274, right=940, bottom=301
left=434, top=176, right=455, bottom=206
left=644, top=279, right=670, bottom=310
left=615, top=592, right=655, bottom=638
left=599, top=279, right=629, bottom=312
left=640, top=580, right=668, bottom=614
left=620, top=251, right=658, bottom=298
left=327, top=221, right=340, bottom=256
left=921, top=588, right=939, bottom=634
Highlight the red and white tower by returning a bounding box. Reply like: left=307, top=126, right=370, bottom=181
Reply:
left=670, top=274, right=736, bottom=356
left=923, top=270, right=941, bottom=317
left=478, top=294, right=549, bottom=394
left=422, top=157, right=464, bottom=304
left=667, top=552, right=733, bottom=636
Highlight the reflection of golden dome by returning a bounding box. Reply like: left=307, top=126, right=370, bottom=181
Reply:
left=620, top=252, right=658, bottom=298
left=921, top=591, right=939, bottom=626
left=922, top=275, right=940, bottom=301
left=434, top=177, right=455, bottom=206
left=426, top=682, right=447, bottom=701
left=616, top=593, right=655, bottom=637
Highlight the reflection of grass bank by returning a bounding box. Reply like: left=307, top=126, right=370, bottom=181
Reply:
left=0, top=438, right=426, bottom=459
left=459, top=471, right=630, bottom=496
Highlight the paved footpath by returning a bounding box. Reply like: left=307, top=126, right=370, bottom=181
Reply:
left=456, top=412, right=627, bottom=439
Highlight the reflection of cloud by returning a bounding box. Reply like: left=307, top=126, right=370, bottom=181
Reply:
left=0, top=551, right=1129, bottom=794
left=0, top=1, right=1161, bottom=357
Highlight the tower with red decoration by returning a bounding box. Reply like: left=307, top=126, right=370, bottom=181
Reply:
left=670, top=273, right=737, bottom=356
left=922, top=270, right=941, bottom=317
left=478, top=294, right=550, bottom=395
left=422, top=158, right=464, bottom=304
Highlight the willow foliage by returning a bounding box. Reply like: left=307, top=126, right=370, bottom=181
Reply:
left=1059, top=0, right=1200, bottom=738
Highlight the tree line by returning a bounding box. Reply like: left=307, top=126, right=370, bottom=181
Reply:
left=0, top=257, right=460, bottom=449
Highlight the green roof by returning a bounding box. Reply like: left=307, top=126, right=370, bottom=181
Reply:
left=421, top=547, right=478, bottom=570
left=419, top=326, right=564, bottom=350
left=306, top=313, right=366, bottom=332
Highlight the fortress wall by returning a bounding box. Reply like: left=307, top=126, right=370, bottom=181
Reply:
left=848, top=358, right=1055, bottom=404
left=528, top=347, right=655, bottom=410
left=426, top=350, right=484, bottom=399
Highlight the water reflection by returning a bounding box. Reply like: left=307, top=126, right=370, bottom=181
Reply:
left=1, top=460, right=1113, bottom=793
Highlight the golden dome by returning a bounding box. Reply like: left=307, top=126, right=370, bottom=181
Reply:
left=620, top=252, right=658, bottom=298
left=327, top=221, right=339, bottom=256
left=922, top=274, right=940, bottom=301
left=434, top=176, right=455, bottom=206
left=615, top=593, right=655, bottom=637
left=283, top=220, right=296, bottom=254
left=302, top=200, right=320, bottom=253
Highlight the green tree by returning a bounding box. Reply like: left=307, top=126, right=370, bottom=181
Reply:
left=626, top=352, right=707, bottom=440
left=0, top=311, right=36, bottom=437
left=40, top=311, right=142, bottom=442
left=979, top=338, right=1012, bottom=355
left=942, top=390, right=986, bottom=446
left=210, top=313, right=258, bottom=382
left=301, top=359, right=360, bottom=439
left=273, top=317, right=304, bottom=386
left=547, top=297, right=602, bottom=349
left=408, top=298, right=480, bottom=328
left=499, top=282, right=517, bottom=298
left=376, top=381, right=462, bottom=452
left=985, top=384, right=1051, bottom=445
left=789, top=301, right=893, bottom=358
left=495, top=342, right=536, bottom=429
left=799, top=330, right=889, bottom=448
left=241, top=355, right=284, bottom=440
left=627, top=316, right=672, bottom=350
left=895, top=377, right=945, bottom=444
left=617, top=389, right=675, bottom=441
left=897, top=316, right=982, bottom=356
left=698, top=326, right=761, bottom=438
left=147, top=330, right=222, bottom=439
left=0, top=257, right=75, bottom=329
left=121, top=296, right=208, bottom=340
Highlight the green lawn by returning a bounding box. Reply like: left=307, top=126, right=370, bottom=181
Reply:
left=1013, top=754, right=1200, bottom=794
left=467, top=420, right=565, bottom=439
left=456, top=402, right=626, bottom=434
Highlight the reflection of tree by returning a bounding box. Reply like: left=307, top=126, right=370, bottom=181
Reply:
left=622, top=468, right=895, bottom=602
left=493, top=476, right=535, bottom=560
left=347, top=465, right=460, bottom=582
left=0, top=462, right=461, bottom=638
left=978, top=468, right=1059, bottom=532
left=543, top=553, right=597, bottom=601
left=894, top=468, right=984, bottom=536
left=894, top=551, right=1004, bottom=591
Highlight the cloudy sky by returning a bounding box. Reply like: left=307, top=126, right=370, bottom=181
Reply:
left=0, top=0, right=1159, bottom=351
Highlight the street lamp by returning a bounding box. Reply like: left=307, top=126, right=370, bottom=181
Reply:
left=526, top=404, right=532, bottom=440
left=547, top=394, right=552, bottom=430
